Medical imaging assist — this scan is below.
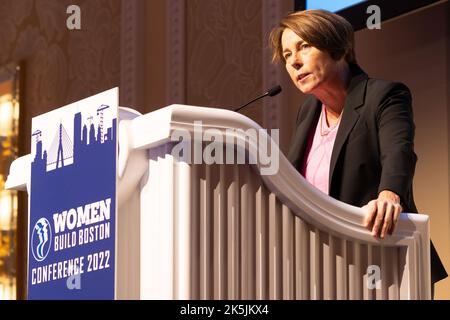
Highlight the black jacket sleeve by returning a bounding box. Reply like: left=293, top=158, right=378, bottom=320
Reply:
left=376, top=82, right=417, bottom=206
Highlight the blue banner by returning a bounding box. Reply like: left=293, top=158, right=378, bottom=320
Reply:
left=28, top=88, right=118, bottom=299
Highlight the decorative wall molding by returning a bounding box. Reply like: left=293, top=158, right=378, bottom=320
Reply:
left=120, top=0, right=144, bottom=109
left=166, top=0, right=186, bottom=105
left=120, top=0, right=133, bottom=107
left=262, top=0, right=283, bottom=129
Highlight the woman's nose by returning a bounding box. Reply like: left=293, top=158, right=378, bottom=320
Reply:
left=290, top=53, right=302, bottom=70
left=292, top=61, right=302, bottom=71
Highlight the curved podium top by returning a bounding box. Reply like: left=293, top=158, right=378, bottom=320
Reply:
left=6, top=104, right=431, bottom=299
left=118, top=104, right=429, bottom=244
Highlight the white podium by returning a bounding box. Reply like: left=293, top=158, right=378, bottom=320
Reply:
left=6, top=105, right=431, bottom=299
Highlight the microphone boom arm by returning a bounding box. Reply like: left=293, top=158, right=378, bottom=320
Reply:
left=234, top=93, right=268, bottom=113
left=233, top=85, right=282, bottom=113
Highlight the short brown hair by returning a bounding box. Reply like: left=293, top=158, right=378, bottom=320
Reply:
left=269, top=9, right=356, bottom=64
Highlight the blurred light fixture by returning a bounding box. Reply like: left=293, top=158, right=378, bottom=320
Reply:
left=0, top=63, right=20, bottom=300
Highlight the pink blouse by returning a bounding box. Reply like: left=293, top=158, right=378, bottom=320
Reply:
left=302, top=105, right=341, bottom=195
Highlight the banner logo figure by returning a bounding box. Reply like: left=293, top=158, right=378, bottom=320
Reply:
left=31, top=217, right=52, bottom=262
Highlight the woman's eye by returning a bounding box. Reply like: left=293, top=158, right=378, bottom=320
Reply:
left=284, top=53, right=291, bottom=60
left=301, top=43, right=310, bottom=49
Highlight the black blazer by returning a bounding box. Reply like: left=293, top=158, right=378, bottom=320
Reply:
left=287, top=64, right=447, bottom=284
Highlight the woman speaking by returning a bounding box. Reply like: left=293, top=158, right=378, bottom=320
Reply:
left=269, top=9, right=447, bottom=296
